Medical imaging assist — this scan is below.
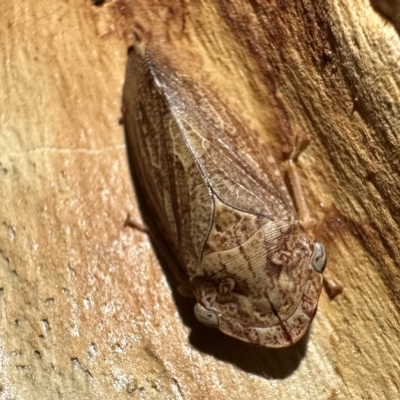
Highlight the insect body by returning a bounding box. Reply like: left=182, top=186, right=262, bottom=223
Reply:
left=123, top=45, right=326, bottom=348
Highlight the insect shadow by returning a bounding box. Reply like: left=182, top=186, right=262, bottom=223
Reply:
left=177, top=287, right=310, bottom=379
left=123, top=127, right=309, bottom=379
left=370, top=0, right=400, bottom=35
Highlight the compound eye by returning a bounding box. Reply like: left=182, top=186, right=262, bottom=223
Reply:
left=194, top=303, right=219, bottom=328
left=311, top=242, right=327, bottom=273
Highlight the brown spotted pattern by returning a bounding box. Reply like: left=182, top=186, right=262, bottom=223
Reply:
left=123, top=46, right=324, bottom=348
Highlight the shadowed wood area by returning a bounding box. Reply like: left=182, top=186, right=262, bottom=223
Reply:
left=1, top=0, right=399, bottom=399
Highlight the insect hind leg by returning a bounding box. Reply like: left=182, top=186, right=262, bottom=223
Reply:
left=287, top=136, right=316, bottom=236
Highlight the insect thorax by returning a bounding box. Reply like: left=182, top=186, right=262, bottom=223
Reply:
left=192, top=211, right=318, bottom=329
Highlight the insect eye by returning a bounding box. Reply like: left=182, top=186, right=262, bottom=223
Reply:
left=311, top=242, right=327, bottom=273
left=194, top=303, right=219, bottom=328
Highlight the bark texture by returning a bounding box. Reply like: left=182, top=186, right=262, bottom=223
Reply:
left=1, top=0, right=399, bottom=399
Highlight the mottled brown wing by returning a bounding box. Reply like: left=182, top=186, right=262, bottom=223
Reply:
left=148, top=52, right=296, bottom=222
left=124, top=48, right=295, bottom=273
left=124, top=50, right=213, bottom=274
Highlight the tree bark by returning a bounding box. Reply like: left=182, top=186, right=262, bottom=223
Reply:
left=1, top=0, right=399, bottom=398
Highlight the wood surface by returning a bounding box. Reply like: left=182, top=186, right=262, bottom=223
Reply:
left=1, top=0, right=399, bottom=399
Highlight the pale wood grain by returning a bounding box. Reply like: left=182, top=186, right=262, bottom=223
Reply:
left=1, top=0, right=399, bottom=399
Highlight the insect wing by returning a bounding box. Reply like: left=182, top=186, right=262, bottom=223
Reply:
left=124, top=50, right=214, bottom=275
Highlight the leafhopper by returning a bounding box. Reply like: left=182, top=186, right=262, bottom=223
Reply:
left=123, top=45, right=326, bottom=348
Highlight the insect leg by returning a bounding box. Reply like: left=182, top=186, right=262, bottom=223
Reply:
left=124, top=213, right=149, bottom=233
left=124, top=214, right=192, bottom=292
left=287, top=136, right=316, bottom=234
left=177, top=280, right=195, bottom=298
left=323, top=273, right=343, bottom=299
